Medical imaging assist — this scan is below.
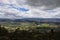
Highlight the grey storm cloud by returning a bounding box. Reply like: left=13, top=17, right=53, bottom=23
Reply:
left=26, top=0, right=60, bottom=10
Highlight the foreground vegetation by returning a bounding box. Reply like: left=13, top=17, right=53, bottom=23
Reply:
left=0, top=22, right=60, bottom=40
left=0, top=26, right=60, bottom=40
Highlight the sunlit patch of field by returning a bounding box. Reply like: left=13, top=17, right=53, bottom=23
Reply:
left=0, top=22, right=59, bottom=32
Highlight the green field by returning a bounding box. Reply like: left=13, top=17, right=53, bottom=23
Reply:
left=0, top=22, right=60, bottom=32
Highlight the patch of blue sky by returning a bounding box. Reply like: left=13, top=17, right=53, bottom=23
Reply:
left=7, top=4, right=29, bottom=12
left=18, top=7, right=29, bottom=12
left=0, top=3, right=29, bottom=12
left=4, top=4, right=29, bottom=12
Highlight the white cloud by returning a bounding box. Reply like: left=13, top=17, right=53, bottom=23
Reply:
left=0, top=0, right=60, bottom=19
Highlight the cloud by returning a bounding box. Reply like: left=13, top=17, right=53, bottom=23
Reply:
left=0, top=0, right=60, bottom=19
left=26, top=0, right=60, bottom=10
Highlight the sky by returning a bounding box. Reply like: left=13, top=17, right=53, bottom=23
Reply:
left=0, top=0, right=60, bottom=19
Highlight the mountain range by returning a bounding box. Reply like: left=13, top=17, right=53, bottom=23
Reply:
left=0, top=18, right=60, bottom=23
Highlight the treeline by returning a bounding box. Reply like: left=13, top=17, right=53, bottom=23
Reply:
left=0, top=27, right=60, bottom=40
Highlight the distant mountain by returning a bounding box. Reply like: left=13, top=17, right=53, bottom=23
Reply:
left=0, top=18, right=60, bottom=23
left=22, top=18, right=60, bottom=22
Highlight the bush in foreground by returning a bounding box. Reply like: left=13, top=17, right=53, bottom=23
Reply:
left=0, top=27, right=60, bottom=40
